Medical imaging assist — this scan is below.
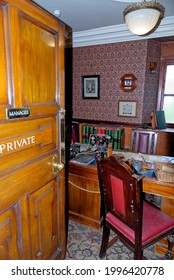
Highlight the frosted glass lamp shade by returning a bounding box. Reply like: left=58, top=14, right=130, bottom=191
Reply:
left=123, top=1, right=165, bottom=36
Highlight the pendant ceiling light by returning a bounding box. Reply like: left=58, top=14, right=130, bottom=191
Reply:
left=123, top=1, right=165, bottom=36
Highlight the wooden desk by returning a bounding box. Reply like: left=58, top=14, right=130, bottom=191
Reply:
left=68, top=162, right=174, bottom=225
left=143, top=177, right=174, bottom=201
left=68, top=163, right=100, bottom=229
left=143, top=177, right=174, bottom=255
left=68, top=161, right=174, bottom=255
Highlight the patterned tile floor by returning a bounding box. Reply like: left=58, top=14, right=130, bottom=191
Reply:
left=65, top=220, right=165, bottom=260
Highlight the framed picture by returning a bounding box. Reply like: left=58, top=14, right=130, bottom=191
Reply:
left=82, top=75, right=100, bottom=99
left=119, top=73, right=137, bottom=92
left=118, top=100, right=137, bottom=117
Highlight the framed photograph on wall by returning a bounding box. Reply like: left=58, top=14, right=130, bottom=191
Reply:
left=82, top=75, right=100, bottom=99
left=118, top=100, right=137, bottom=117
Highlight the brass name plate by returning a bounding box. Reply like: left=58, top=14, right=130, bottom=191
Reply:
left=6, top=108, right=30, bottom=119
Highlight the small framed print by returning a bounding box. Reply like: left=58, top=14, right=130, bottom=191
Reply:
left=82, top=75, right=100, bottom=99
left=118, top=100, right=137, bottom=117
left=119, top=73, right=137, bottom=92
left=124, top=78, right=132, bottom=87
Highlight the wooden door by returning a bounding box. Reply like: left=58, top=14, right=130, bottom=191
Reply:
left=0, top=0, right=66, bottom=259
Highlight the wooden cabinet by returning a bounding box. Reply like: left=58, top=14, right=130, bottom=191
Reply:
left=122, top=127, right=174, bottom=156
left=0, top=0, right=66, bottom=260
left=68, top=162, right=101, bottom=229
left=156, top=129, right=174, bottom=156
left=125, top=127, right=174, bottom=156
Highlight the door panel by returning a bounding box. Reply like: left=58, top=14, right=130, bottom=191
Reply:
left=0, top=197, right=31, bottom=260
left=0, top=206, right=20, bottom=260
left=0, top=117, right=57, bottom=173
left=29, top=180, right=58, bottom=260
left=0, top=153, right=63, bottom=219
left=0, top=5, right=11, bottom=108
left=21, top=15, right=57, bottom=104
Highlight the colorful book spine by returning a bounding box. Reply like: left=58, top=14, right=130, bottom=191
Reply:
left=117, top=129, right=125, bottom=150
left=106, top=129, right=113, bottom=147
left=71, top=121, right=79, bottom=143
left=93, top=128, right=98, bottom=134
left=89, top=125, right=94, bottom=136
left=82, top=125, right=86, bottom=143
left=85, top=126, right=90, bottom=143
left=113, top=129, right=118, bottom=149
left=94, top=125, right=106, bottom=134
left=71, top=125, right=76, bottom=143
left=97, top=128, right=106, bottom=134
left=80, top=123, right=125, bottom=147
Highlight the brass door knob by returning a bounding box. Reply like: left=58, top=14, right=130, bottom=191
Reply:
left=52, top=155, right=64, bottom=174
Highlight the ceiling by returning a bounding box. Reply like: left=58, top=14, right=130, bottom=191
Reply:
left=32, top=0, right=174, bottom=32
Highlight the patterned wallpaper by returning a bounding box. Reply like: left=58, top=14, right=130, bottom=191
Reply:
left=72, top=39, right=161, bottom=125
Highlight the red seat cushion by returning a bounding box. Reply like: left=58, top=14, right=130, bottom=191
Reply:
left=106, top=201, right=174, bottom=245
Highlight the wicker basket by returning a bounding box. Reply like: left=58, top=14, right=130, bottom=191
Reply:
left=154, top=161, right=174, bottom=183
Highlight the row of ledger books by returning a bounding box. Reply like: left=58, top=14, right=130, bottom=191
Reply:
left=81, top=123, right=125, bottom=150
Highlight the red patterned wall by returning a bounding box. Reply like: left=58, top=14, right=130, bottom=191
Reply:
left=72, top=39, right=161, bottom=124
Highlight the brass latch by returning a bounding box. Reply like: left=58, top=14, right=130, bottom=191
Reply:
left=52, top=155, right=64, bottom=174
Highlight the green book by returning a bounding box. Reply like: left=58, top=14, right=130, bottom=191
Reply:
left=89, top=125, right=94, bottom=136
left=117, top=129, right=125, bottom=150
left=82, top=125, right=86, bottom=143
left=105, top=129, right=110, bottom=136
left=113, top=129, right=118, bottom=149
left=109, top=129, right=114, bottom=148
left=85, top=126, right=90, bottom=143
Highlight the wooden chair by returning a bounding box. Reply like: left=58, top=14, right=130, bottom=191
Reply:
left=131, top=129, right=158, bottom=154
left=96, top=154, right=174, bottom=260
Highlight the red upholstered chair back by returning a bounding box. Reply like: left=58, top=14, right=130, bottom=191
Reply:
left=97, top=155, right=143, bottom=234
left=131, top=129, right=158, bottom=154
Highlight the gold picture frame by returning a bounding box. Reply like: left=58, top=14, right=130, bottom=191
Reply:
left=118, top=100, right=137, bottom=117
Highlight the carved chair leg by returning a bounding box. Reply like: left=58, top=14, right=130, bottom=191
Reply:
left=165, top=231, right=174, bottom=260
left=134, top=248, right=143, bottom=260
left=99, top=225, right=110, bottom=259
